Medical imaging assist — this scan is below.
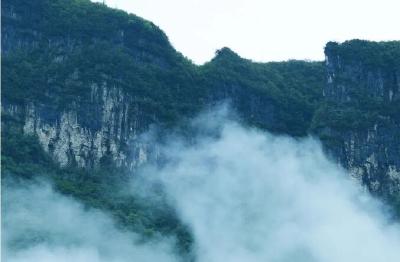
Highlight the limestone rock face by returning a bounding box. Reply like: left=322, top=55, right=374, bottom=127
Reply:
left=3, top=1, right=400, bottom=202
left=4, top=84, right=152, bottom=170
left=321, top=42, right=400, bottom=197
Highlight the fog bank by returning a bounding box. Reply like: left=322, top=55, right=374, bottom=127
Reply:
left=4, top=107, right=400, bottom=262
left=136, top=107, right=400, bottom=262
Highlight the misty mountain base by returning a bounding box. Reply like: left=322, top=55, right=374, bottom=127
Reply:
left=4, top=109, right=400, bottom=262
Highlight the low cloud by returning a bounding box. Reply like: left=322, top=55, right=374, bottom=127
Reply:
left=135, top=106, right=400, bottom=262
left=2, top=180, right=178, bottom=262
left=4, top=106, right=400, bottom=262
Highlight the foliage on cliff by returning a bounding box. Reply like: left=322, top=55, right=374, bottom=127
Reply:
left=3, top=0, right=325, bottom=135
left=1, top=115, right=193, bottom=254
left=3, top=0, right=400, bottom=254
left=325, top=40, right=400, bottom=70
left=312, top=40, right=400, bottom=132
left=311, top=40, right=400, bottom=216
left=1, top=0, right=326, bottom=253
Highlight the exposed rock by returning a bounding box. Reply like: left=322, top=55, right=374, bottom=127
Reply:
left=322, top=41, right=400, bottom=197
left=13, top=84, right=153, bottom=170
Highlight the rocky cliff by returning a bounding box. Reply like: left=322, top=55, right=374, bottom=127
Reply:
left=2, top=0, right=323, bottom=171
left=2, top=1, right=400, bottom=203
left=315, top=40, right=400, bottom=198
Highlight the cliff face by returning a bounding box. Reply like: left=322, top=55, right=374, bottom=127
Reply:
left=1, top=0, right=167, bottom=169
left=5, top=87, right=152, bottom=169
left=324, top=41, right=400, bottom=103
left=4, top=1, right=400, bottom=202
left=2, top=1, right=323, bottom=170
left=318, top=41, right=400, bottom=197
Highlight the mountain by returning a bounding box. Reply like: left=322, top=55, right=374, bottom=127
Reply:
left=2, top=0, right=400, bottom=253
left=313, top=40, right=400, bottom=201
left=2, top=0, right=324, bottom=170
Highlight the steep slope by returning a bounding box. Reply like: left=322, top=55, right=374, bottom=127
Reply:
left=201, top=48, right=324, bottom=135
left=2, top=0, right=201, bottom=169
left=3, top=0, right=400, bottom=255
left=312, top=40, right=400, bottom=201
left=2, top=0, right=324, bottom=171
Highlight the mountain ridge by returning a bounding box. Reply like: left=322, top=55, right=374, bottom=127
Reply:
left=2, top=0, right=400, bottom=252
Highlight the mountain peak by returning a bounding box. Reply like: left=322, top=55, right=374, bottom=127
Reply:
left=209, top=47, right=244, bottom=65
left=215, top=47, right=241, bottom=59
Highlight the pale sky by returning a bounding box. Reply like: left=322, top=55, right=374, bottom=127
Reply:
left=93, top=0, right=400, bottom=64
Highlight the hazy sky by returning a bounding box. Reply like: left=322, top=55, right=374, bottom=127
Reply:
left=97, top=0, right=400, bottom=64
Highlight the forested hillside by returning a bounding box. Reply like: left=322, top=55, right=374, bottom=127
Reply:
left=2, top=0, right=400, bottom=257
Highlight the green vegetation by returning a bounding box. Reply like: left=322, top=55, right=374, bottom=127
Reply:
left=3, top=0, right=325, bottom=136
left=3, top=0, right=400, bottom=255
left=1, top=116, right=193, bottom=254
left=325, top=40, right=400, bottom=70
left=1, top=0, right=326, bottom=253
left=200, top=49, right=324, bottom=135
left=312, top=40, right=400, bottom=217
left=312, top=40, right=400, bottom=132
